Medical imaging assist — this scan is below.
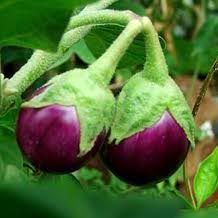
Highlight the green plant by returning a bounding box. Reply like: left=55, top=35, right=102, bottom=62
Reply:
left=0, top=0, right=218, bottom=217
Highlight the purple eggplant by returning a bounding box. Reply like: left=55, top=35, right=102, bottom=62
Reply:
left=100, top=111, right=189, bottom=186
left=16, top=88, right=104, bottom=173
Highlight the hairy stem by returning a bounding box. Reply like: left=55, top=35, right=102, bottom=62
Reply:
left=0, top=0, right=119, bottom=113
left=82, top=0, right=118, bottom=12
left=68, top=9, right=135, bottom=30
left=89, top=18, right=143, bottom=86
left=141, top=17, right=169, bottom=84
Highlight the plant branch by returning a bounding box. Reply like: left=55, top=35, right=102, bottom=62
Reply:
left=4, top=9, right=135, bottom=97
left=0, top=0, right=119, bottom=113
left=89, top=18, right=142, bottom=85
left=82, top=0, right=118, bottom=12
left=67, top=9, right=135, bottom=31
left=140, top=17, right=169, bottom=83
left=183, top=59, right=218, bottom=210
left=192, top=59, right=218, bottom=118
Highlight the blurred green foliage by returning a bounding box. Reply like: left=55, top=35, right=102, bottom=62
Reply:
left=0, top=182, right=183, bottom=218
left=0, top=0, right=95, bottom=51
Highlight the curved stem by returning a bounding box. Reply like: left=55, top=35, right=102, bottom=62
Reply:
left=4, top=8, right=136, bottom=96
left=141, top=17, right=169, bottom=84
left=82, top=0, right=118, bottom=12
left=68, top=10, right=135, bottom=31
left=0, top=0, right=120, bottom=112
left=4, top=11, right=130, bottom=97
left=88, top=18, right=143, bottom=86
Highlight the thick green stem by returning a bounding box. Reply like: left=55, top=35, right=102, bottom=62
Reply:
left=82, top=0, right=118, bottom=12
left=4, top=6, right=122, bottom=97
left=4, top=27, right=96, bottom=96
left=68, top=10, right=134, bottom=31
left=4, top=8, right=134, bottom=96
left=88, top=19, right=143, bottom=86
left=0, top=0, right=119, bottom=112
left=141, top=17, right=169, bottom=84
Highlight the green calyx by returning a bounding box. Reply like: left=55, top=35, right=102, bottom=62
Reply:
left=21, top=18, right=144, bottom=155
left=109, top=73, right=195, bottom=148
left=22, top=69, right=115, bottom=155
left=141, top=17, right=169, bottom=84
left=109, top=17, right=195, bottom=147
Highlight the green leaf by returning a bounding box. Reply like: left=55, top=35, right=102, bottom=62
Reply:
left=0, top=128, right=23, bottom=168
left=48, top=39, right=96, bottom=70
left=116, top=68, right=133, bottom=81
left=22, top=69, right=115, bottom=154
left=72, top=39, right=96, bottom=64
left=1, top=47, right=32, bottom=64
left=0, top=108, right=18, bottom=132
left=110, top=0, right=146, bottom=16
left=78, top=168, right=105, bottom=191
left=192, top=16, right=218, bottom=73
left=3, top=165, right=28, bottom=184
left=108, top=175, right=129, bottom=194
left=85, top=25, right=145, bottom=69
left=166, top=39, right=195, bottom=76
left=194, top=147, right=218, bottom=208
left=0, top=0, right=95, bottom=51
left=0, top=156, right=4, bottom=180
left=0, top=93, right=27, bottom=185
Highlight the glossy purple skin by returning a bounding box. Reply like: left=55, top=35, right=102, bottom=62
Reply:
left=17, top=93, right=104, bottom=173
left=100, top=112, right=189, bottom=186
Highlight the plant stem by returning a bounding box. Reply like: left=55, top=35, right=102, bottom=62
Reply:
left=192, top=59, right=218, bottom=118
left=183, top=59, right=218, bottom=210
left=82, top=0, right=118, bottom=12
left=4, top=10, right=125, bottom=97
left=68, top=9, right=135, bottom=31
left=140, top=17, right=169, bottom=84
left=183, top=156, right=197, bottom=209
left=88, top=19, right=143, bottom=86
left=0, top=0, right=119, bottom=113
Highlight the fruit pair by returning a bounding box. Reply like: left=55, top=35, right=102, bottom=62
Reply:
left=16, top=18, right=195, bottom=186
